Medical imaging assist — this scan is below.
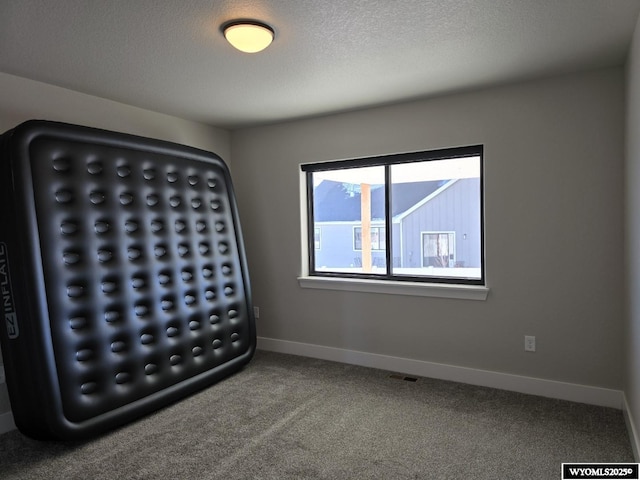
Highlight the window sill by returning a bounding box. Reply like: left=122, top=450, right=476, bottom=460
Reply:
left=297, top=276, right=489, bottom=300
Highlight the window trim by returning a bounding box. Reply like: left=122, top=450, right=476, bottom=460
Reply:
left=297, top=275, right=489, bottom=301
left=300, top=144, right=486, bottom=293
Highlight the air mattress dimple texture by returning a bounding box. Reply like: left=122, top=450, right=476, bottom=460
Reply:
left=0, top=120, right=256, bottom=440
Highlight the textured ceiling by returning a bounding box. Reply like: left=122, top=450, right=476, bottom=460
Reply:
left=1, top=0, right=640, bottom=129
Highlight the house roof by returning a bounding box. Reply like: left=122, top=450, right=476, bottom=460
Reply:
left=313, top=180, right=447, bottom=222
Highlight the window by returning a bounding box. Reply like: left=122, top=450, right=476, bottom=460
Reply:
left=422, top=232, right=455, bottom=267
left=302, top=145, right=484, bottom=285
left=354, top=226, right=386, bottom=251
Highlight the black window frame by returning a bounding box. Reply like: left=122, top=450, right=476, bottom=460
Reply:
left=302, top=145, right=485, bottom=286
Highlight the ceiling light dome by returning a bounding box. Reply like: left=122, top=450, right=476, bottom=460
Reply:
left=223, top=21, right=274, bottom=53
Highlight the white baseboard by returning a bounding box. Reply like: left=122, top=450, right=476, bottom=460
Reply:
left=257, top=336, right=623, bottom=409
left=623, top=393, right=640, bottom=461
left=0, top=410, right=15, bottom=435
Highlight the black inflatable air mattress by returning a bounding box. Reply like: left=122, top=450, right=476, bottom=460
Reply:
left=0, top=120, right=255, bottom=440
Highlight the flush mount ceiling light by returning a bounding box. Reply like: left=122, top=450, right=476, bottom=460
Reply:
left=223, top=21, right=274, bottom=53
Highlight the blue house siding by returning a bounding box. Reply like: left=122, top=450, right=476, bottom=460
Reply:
left=314, top=222, right=386, bottom=269
left=314, top=223, right=352, bottom=268
left=397, top=178, right=481, bottom=268
left=392, top=223, right=401, bottom=266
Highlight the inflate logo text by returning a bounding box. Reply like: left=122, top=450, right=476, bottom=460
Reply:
left=0, top=242, right=19, bottom=339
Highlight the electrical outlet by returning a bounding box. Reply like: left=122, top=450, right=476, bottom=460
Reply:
left=253, top=306, right=260, bottom=319
left=524, top=335, right=536, bottom=352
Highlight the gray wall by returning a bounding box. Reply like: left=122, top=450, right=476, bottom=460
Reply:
left=625, top=12, right=640, bottom=454
left=232, top=67, right=624, bottom=389
left=0, top=72, right=231, bottom=418
left=0, top=73, right=230, bottom=159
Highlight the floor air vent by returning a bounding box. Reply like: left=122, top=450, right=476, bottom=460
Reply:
left=389, top=374, right=418, bottom=382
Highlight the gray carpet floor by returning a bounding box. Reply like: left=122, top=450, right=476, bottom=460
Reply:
left=0, top=350, right=634, bottom=479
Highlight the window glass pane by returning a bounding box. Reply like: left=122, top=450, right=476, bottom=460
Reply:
left=312, top=166, right=386, bottom=274
left=354, top=227, right=362, bottom=250
left=353, top=226, right=385, bottom=251
left=390, top=156, right=482, bottom=280
left=371, top=228, right=379, bottom=250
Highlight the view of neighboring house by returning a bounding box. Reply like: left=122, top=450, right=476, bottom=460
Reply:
left=312, top=178, right=481, bottom=275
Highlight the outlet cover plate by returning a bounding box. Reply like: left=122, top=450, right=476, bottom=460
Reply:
left=525, top=335, right=536, bottom=352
